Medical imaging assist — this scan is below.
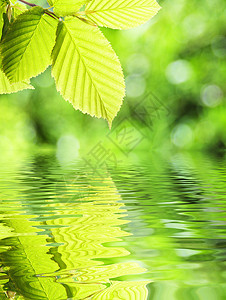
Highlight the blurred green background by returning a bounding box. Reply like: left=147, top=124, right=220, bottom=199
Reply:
left=0, top=0, right=225, bottom=160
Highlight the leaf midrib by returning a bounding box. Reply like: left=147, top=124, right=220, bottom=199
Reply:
left=64, top=21, right=108, bottom=119
left=85, top=4, right=155, bottom=14
left=10, top=13, right=44, bottom=81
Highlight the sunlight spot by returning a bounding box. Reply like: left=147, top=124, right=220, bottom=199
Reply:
left=166, top=60, right=193, bottom=85
left=125, top=75, right=146, bottom=98
left=201, top=85, right=223, bottom=107
left=171, top=124, right=193, bottom=148
left=126, top=53, right=150, bottom=75
left=182, top=14, right=206, bottom=38
left=56, top=135, right=80, bottom=165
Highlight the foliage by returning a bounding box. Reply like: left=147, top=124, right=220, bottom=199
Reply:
left=0, top=0, right=225, bottom=152
left=0, top=0, right=160, bottom=127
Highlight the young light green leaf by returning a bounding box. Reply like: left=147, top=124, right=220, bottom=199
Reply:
left=0, top=0, right=9, bottom=8
left=51, top=17, right=125, bottom=127
left=0, top=58, right=34, bottom=93
left=1, top=6, right=58, bottom=83
left=85, top=0, right=161, bottom=29
left=0, top=10, right=4, bottom=40
left=0, top=70, right=34, bottom=93
left=52, top=0, right=91, bottom=16
left=12, top=2, right=27, bottom=19
left=47, top=0, right=54, bottom=6
left=0, top=0, right=9, bottom=40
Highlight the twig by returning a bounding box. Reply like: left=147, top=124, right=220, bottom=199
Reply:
left=18, top=0, right=59, bottom=20
left=18, top=0, right=37, bottom=7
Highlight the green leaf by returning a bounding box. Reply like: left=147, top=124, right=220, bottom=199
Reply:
left=12, top=2, right=27, bottom=19
left=51, top=17, right=125, bottom=127
left=0, top=10, right=4, bottom=40
left=0, top=0, right=8, bottom=40
left=0, top=58, right=34, bottom=94
left=52, top=0, right=90, bottom=16
left=1, top=6, right=58, bottom=83
left=1, top=13, right=9, bottom=40
left=0, top=0, right=9, bottom=9
left=85, top=0, right=161, bottom=29
left=47, top=0, right=54, bottom=6
left=0, top=69, right=34, bottom=93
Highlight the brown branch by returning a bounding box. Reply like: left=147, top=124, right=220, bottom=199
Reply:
left=18, top=0, right=37, bottom=7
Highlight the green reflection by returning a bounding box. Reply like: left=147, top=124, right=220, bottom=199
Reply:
left=0, top=152, right=226, bottom=299
left=0, top=170, right=150, bottom=299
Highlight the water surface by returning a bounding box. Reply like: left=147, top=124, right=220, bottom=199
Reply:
left=0, top=152, right=226, bottom=299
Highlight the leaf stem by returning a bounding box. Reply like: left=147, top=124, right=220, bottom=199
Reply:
left=45, top=10, right=59, bottom=20
left=18, top=0, right=59, bottom=20
left=18, top=0, right=37, bottom=7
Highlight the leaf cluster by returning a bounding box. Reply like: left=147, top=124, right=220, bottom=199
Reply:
left=0, top=0, right=161, bottom=127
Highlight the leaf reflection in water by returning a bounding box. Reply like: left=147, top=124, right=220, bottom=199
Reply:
left=0, top=172, right=150, bottom=299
